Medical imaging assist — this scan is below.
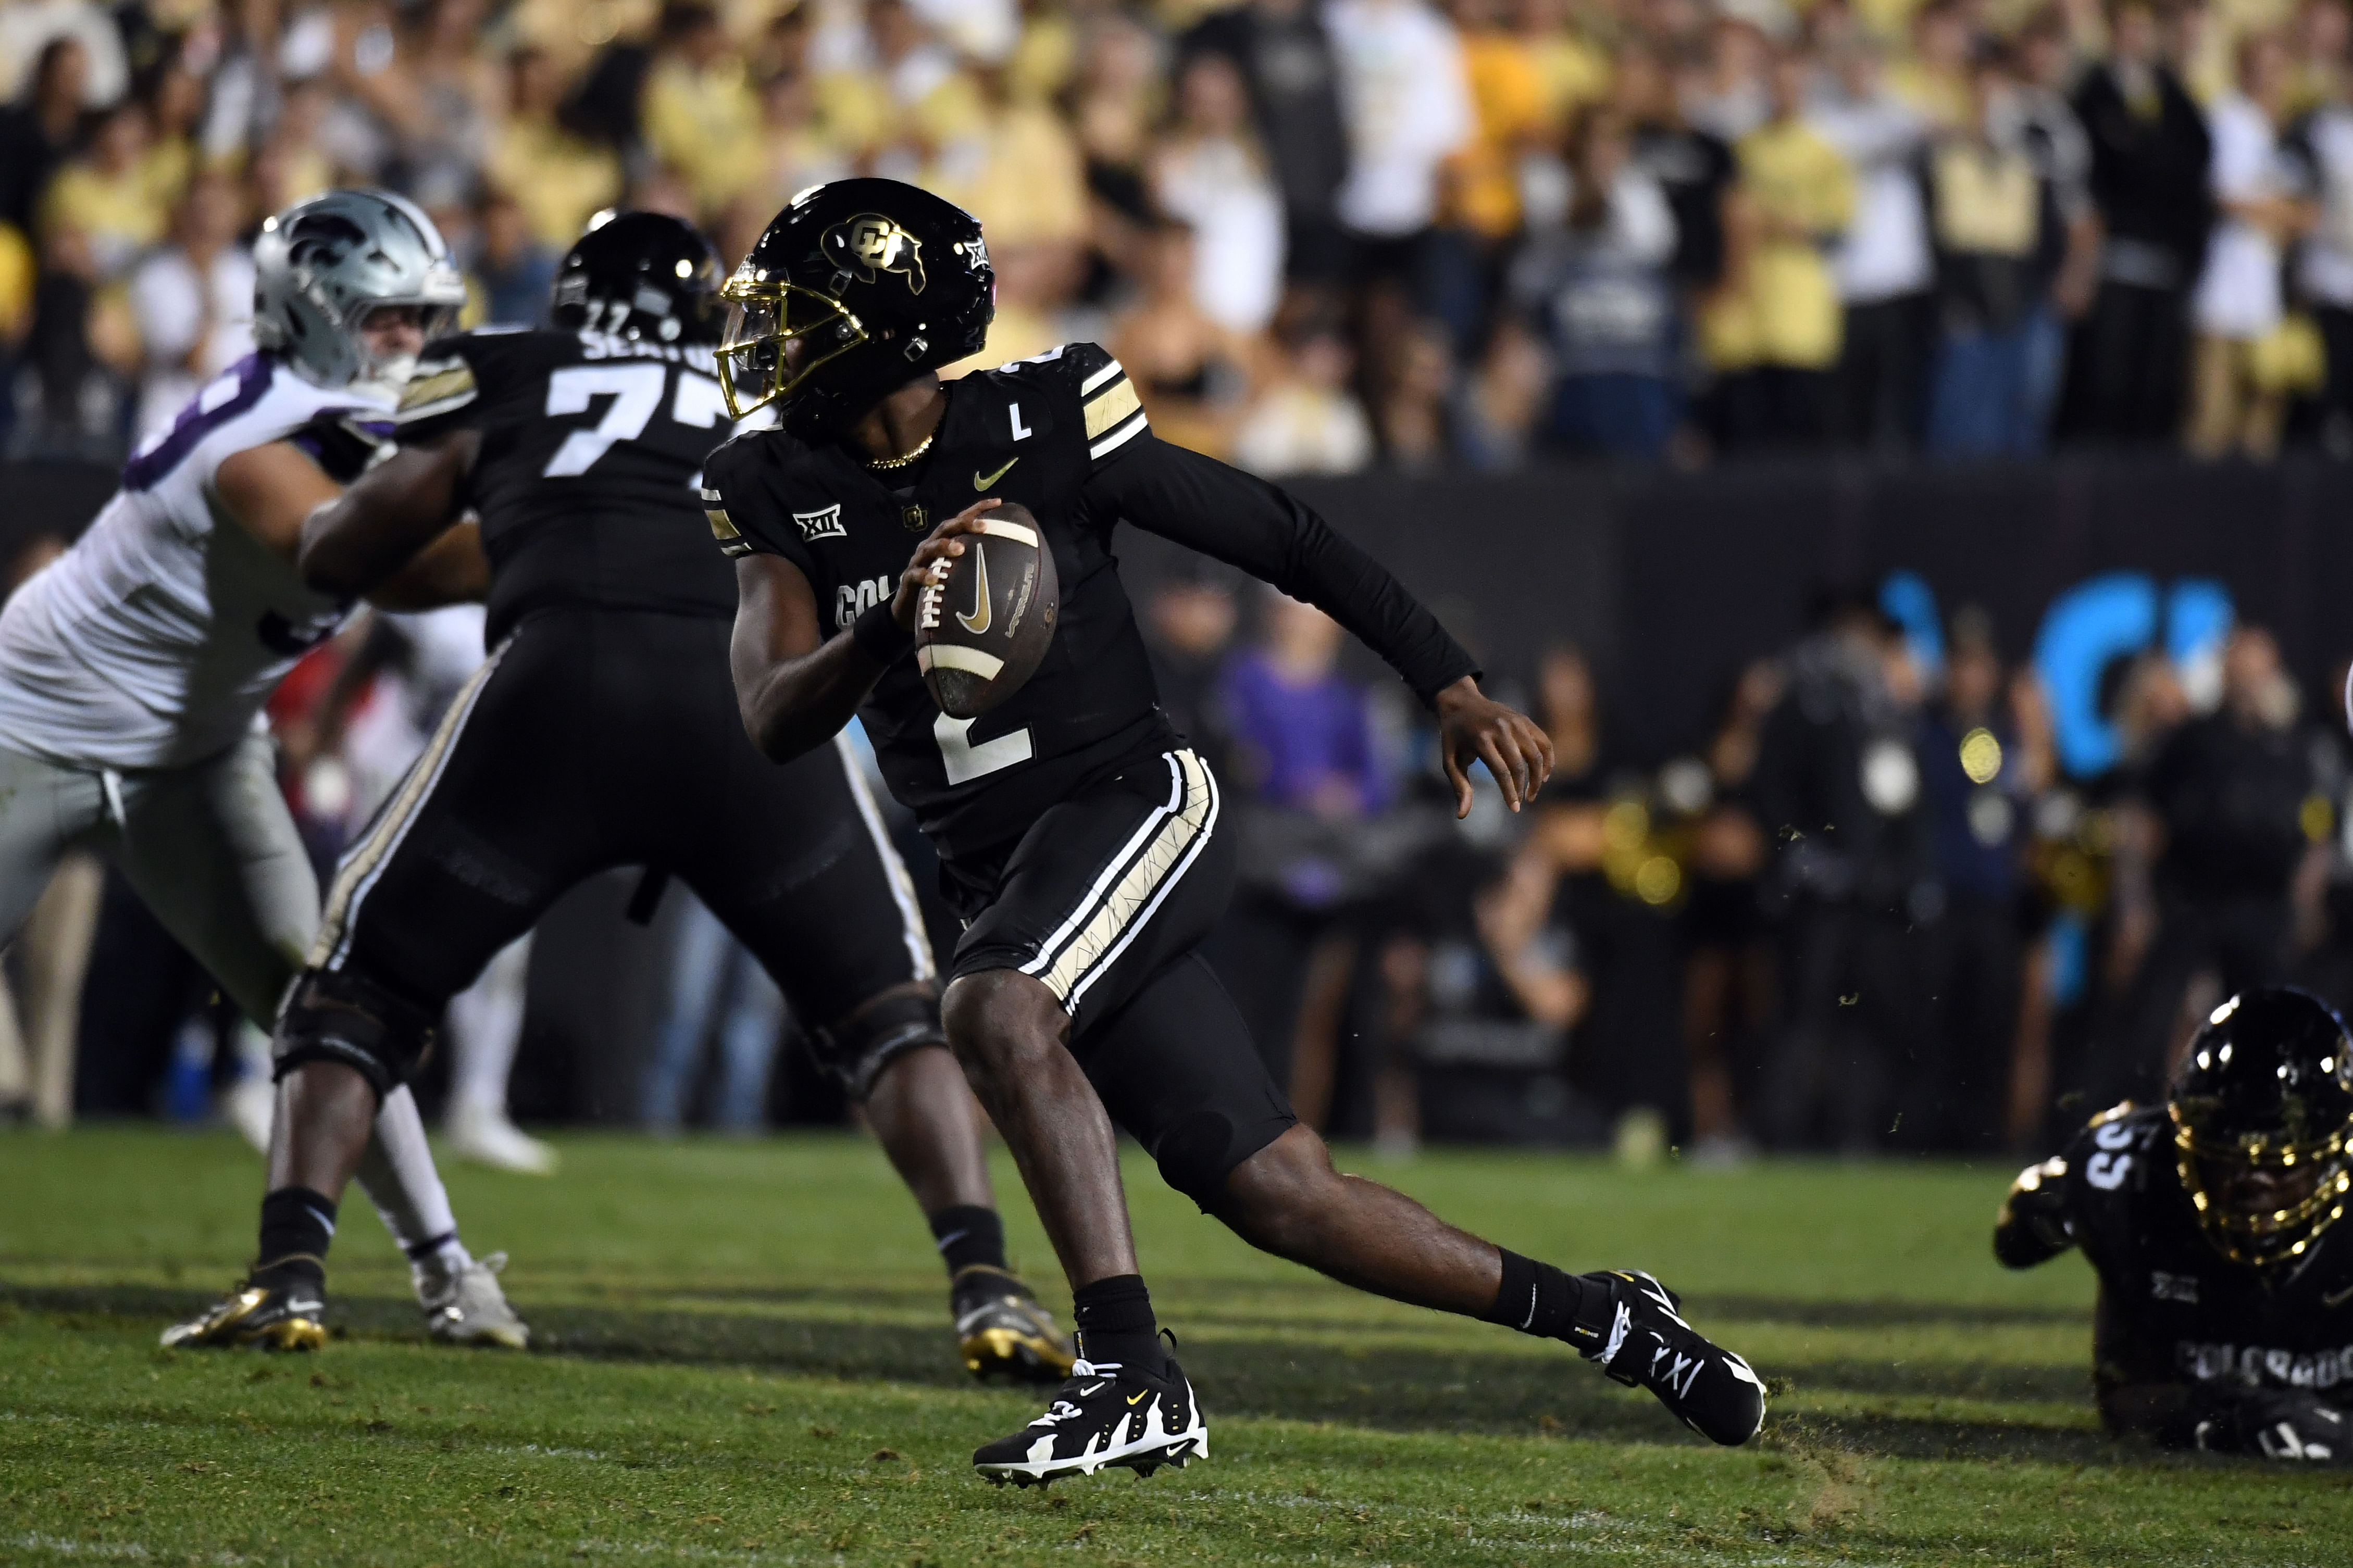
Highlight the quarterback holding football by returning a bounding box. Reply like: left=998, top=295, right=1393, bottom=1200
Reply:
left=703, top=177, right=1768, bottom=1484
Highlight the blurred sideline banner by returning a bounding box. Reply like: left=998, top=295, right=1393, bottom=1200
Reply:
left=16, top=453, right=2350, bottom=770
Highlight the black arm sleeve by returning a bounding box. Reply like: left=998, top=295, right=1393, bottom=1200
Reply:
left=1084, top=435, right=1479, bottom=705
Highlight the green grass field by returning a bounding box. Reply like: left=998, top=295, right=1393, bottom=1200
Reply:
left=3, top=1130, right=2348, bottom=1566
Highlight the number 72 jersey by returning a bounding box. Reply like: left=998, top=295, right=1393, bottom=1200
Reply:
left=393, top=328, right=744, bottom=643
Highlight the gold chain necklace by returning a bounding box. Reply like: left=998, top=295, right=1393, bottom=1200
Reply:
left=865, top=431, right=937, bottom=472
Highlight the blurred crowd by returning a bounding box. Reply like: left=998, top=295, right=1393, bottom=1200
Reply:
left=8, top=490, right=2353, bottom=1160
left=1148, top=575, right=2353, bottom=1161
left=16, top=0, right=2353, bottom=465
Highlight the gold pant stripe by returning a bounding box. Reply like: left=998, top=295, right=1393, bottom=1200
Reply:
left=1022, top=750, right=1217, bottom=1011
left=311, top=634, right=513, bottom=971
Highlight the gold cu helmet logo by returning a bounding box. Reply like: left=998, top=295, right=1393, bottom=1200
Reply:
left=823, top=214, right=927, bottom=295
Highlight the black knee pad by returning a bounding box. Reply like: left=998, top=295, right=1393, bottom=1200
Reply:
left=808, top=986, right=945, bottom=1102
left=272, top=969, right=439, bottom=1102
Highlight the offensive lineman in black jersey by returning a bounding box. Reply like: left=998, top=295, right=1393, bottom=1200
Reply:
left=1998, top=987, right=2353, bottom=1461
left=172, top=212, right=1074, bottom=1383
left=704, top=179, right=1767, bottom=1484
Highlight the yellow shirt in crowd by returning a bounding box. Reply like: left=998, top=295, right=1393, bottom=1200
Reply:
left=642, top=54, right=763, bottom=209
left=1449, top=30, right=1550, bottom=241
left=1702, top=117, right=1853, bottom=373
left=489, top=115, right=625, bottom=250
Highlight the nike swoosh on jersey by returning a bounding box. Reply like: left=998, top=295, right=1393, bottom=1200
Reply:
left=957, top=541, right=993, bottom=635
left=1126, top=1391, right=1148, bottom=1405
left=974, top=457, right=1019, bottom=490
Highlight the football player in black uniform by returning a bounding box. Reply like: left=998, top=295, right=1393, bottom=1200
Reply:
left=169, top=212, right=1074, bottom=1384
left=704, top=179, right=1767, bottom=1484
left=1998, top=987, right=2353, bottom=1461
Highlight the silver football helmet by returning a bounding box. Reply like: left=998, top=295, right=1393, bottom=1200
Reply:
left=252, top=189, right=467, bottom=392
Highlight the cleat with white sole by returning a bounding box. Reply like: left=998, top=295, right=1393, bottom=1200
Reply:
left=415, top=1248, right=530, bottom=1348
left=1571, top=1269, right=1766, bottom=1445
left=973, top=1353, right=1207, bottom=1486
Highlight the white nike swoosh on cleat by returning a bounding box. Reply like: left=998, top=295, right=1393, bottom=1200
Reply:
left=287, top=1299, right=323, bottom=1314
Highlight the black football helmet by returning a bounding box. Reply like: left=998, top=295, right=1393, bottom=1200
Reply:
left=551, top=210, right=723, bottom=344
left=715, top=178, right=994, bottom=437
left=2170, top=987, right=2353, bottom=1268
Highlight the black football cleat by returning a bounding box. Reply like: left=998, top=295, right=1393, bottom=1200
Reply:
left=972, top=1352, right=1207, bottom=1486
left=1571, top=1270, right=1765, bottom=1445
left=160, top=1271, right=328, bottom=1352
left=953, top=1265, right=1076, bottom=1384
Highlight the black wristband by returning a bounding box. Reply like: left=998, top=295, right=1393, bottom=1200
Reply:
left=851, top=599, right=914, bottom=666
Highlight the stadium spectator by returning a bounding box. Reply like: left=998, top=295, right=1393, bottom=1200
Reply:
left=489, top=47, right=624, bottom=252
left=1230, top=320, right=1377, bottom=474
left=2186, top=34, right=2318, bottom=459
left=1216, top=593, right=1395, bottom=1094
left=2300, top=70, right=2353, bottom=451
left=2089, top=628, right=2326, bottom=1109
left=126, top=168, right=253, bottom=443
left=1916, top=611, right=2030, bottom=1149
left=1680, top=658, right=1782, bottom=1165
left=1815, top=35, right=1934, bottom=453
left=642, top=892, right=787, bottom=1137
left=0, top=37, right=89, bottom=243
left=1180, top=0, right=1354, bottom=290
left=467, top=190, right=556, bottom=330
left=1922, top=43, right=2066, bottom=456
left=1703, top=51, right=1856, bottom=451
left=1510, top=106, right=1684, bottom=460
left=2060, top=1, right=2211, bottom=446
left=1750, top=595, right=1936, bottom=1150
left=1152, top=51, right=1286, bottom=335
left=1111, top=220, right=1252, bottom=460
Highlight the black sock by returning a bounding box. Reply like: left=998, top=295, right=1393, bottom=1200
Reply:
left=256, top=1187, right=337, bottom=1287
left=1483, top=1250, right=1592, bottom=1346
left=1071, top=1274, right=1165, bottom=1375
left=930, top=1206, right=1007, bottom=1280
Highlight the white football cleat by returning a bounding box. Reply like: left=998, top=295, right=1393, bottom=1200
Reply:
left=446, top=1101, right=558, bottom=1174
left=415, top=1248, right=530, bottom=1349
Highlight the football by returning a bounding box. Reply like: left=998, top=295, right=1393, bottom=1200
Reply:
left=914, top=501, right=1059, bottom=719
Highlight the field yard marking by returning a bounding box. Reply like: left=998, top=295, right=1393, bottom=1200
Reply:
left=7, top=1537, right=150, bottom=1560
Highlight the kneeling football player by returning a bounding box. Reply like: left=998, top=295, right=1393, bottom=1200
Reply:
left=167, top=211, right=1073, bottom=1384
left=705, top=179, right=1766, bottom=1484
left=1998, top=987, right=2353, bottom=1461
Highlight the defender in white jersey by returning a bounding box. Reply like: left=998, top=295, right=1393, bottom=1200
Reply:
left=0, top=190, right=513, bottom=1350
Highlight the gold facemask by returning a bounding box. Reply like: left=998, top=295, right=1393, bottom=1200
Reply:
left=714, top=275, right=869, bottom=420
left=2173, top=1107, right=2353, bottom=1268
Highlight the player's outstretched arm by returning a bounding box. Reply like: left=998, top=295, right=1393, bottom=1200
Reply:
left=729, top=500, right=1000, bottom=761
left=1992, top=1156, right=2076, bottom=1268
left=297, top=430, right=481, bottom=598
left=1087, top=437, right=1549, bottom=816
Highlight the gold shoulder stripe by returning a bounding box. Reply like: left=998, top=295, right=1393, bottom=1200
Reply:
left=395, top=361, right=477, bottom=417
left=1083, top=377, right=1142, bottom=440
left=706, top=505, right=742, bottom=542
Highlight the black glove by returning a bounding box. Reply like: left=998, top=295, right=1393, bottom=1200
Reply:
left=2194, top=1389, right=2353, bottom=1462
left=1993, top=1158, right=2075, bottom=1268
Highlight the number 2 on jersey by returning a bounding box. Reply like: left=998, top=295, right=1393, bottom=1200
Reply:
left=935, top=714, right=1032, bottom=786
left=540, top=363, right=728, bottom=477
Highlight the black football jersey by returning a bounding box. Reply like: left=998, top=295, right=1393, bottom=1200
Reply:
left=395, top=328, right=739, bottom=642
left=703, top=343, right=1477, bottom=862
left=2054, top=1105, right=2353, bottom=1399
